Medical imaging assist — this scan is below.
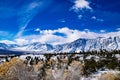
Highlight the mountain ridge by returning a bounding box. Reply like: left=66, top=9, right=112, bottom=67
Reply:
left=0, top=36, right=120, bottom=53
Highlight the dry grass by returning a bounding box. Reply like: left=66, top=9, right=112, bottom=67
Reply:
left=98, top=73, right=120, bottom=80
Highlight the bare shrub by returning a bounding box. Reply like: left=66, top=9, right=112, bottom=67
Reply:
left=66, top=60, right=83, bottom=80
left=52, top=63, right=67, bottom=80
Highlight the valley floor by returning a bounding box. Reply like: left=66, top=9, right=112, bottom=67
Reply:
left=0, top=50, right=120, bottom=80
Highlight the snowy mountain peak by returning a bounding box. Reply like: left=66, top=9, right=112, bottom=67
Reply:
left=1, top=36, right=120, bottom=53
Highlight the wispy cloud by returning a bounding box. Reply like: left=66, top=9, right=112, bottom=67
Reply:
left=16, top=1, right=42, bottom=38
left=0, top=31, right=9, bottom=37
left=58, top=19, right=66, bottom=23
left=0, top=31, right=13, bottom=40
left=16, top=0, right=53, bottom=38
left=60, top=20, right=66, bottom=23
left=0, top=7, right=16, bottom=18
left=116, top=28, right=120, bottom=31
left=0, top=40, right=15, bottom=44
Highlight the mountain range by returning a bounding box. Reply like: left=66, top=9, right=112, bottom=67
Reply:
left=0, top=36, right=120, bottom=53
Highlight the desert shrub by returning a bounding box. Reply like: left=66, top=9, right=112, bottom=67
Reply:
left=45, top=69, right=54, bottom=80
left=106, top=57, right=118, bottom=70
left=0, top=58, right=39, bottom=80
left=66, top=61, right=83, bottom=80
left=98, top=73, right=120, bottom=80
left=0, top=58, right=24, bottom=77
left=83, top=58, right=97, bottom=76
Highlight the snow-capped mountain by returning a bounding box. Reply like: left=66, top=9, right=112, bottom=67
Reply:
left=13, top=42, right=54, bottom=53
left=0, top=43, right=20, bottom=49
left=61, top=36, right=120, bottom=52
left=0, top=43, right=9, bottom=49
left=1, top=36, right=120, bottom=53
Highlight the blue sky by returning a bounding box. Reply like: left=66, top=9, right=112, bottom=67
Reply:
left=0, top=0, right=120, bottom=44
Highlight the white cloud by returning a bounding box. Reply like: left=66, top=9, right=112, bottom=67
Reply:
left=13, top=28, right=91, bottom=45
left=0, top=40, right=15, bottom=44
left=13, top=27, right=100, bottom=45
left=84, top=29, right=90, bottom=33
left=14, top=38, right=29, bottom=45
left=71, top=0, right=92, bottom=20
left=78, top=15, right=83, bottom=19
left=2, top=27, right=120, bottom=45
left=91, top=16, right=96, bottom=20
left=102, top=31, right=120, bottom=38
left=91, top=16, right=104, bottom=22
left=35, top=28, right=40, bottom=31
left=71, top=0, right=92, bottom=12
left=100, top=30, right=105, bottom=33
